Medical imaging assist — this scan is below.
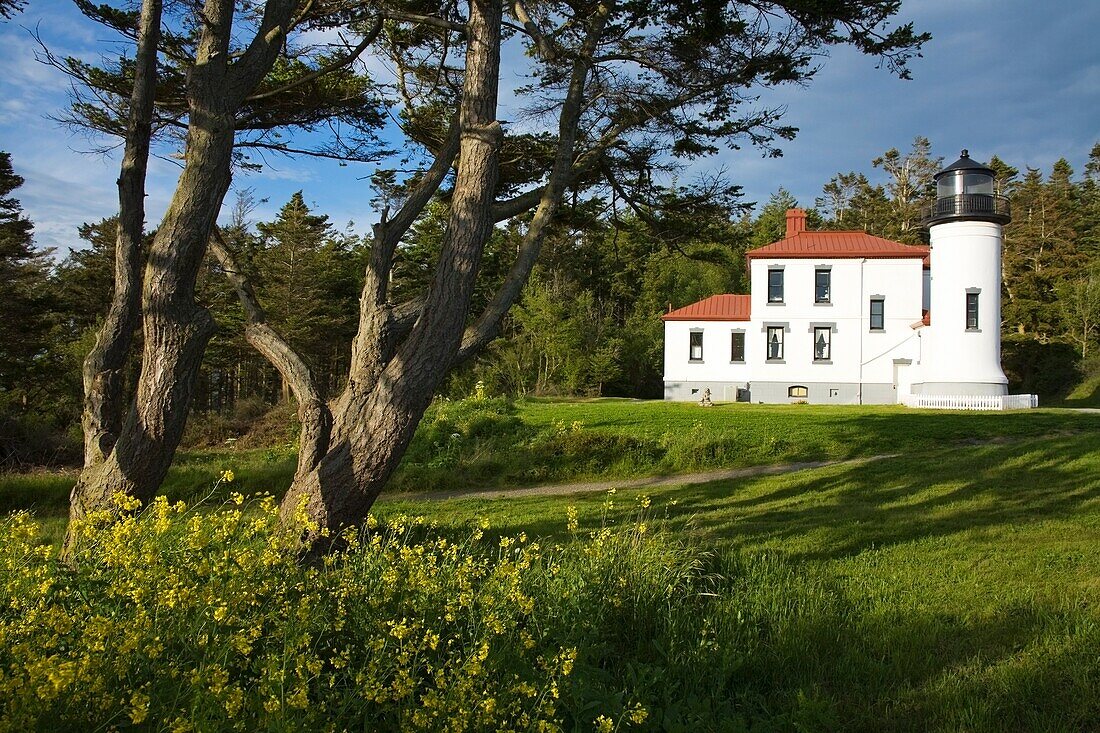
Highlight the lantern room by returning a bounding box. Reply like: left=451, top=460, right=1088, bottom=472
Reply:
left=923, top=149, right=1011, bottom=226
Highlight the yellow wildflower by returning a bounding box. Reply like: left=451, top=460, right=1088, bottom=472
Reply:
left=129, top=690, right=150, bottom=725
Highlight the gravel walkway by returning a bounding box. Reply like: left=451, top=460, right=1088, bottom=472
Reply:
left=384, top=454, right=897, bottom=503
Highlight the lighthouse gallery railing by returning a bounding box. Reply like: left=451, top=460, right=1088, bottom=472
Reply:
left=921, top=193, right=1011, bottom=224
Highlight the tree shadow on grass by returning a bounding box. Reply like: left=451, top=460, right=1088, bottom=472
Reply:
left=591, top=431, right=1100, bottom=564
left=445, top=433, right=1100, bottom=731
left=544, top=536, right=1100, bottom=731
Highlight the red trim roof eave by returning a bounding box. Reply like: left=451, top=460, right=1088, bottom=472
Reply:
left=745, top=230, right=929, bottom=261
left=662, top=293, right=751, bottom=322
left=745, top=252, right=927, bottom=260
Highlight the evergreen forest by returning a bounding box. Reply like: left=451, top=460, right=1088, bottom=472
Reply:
left=3, top=137, right=1099, bottom=467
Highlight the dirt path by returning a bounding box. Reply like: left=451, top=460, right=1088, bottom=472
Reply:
left=384, top=454, right=898, bottom=503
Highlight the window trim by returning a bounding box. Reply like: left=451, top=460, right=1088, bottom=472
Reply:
left=869, top=297, right=885, bottom=331
left=689, top=329, right=704, bottom=362
left=766, top=325, right=785, bottom=362
left=788, top=385, right=808, bottom=399
left=767, top=268, right=785, bottom=304
left=813, top=326, right=832, bottom=362
left=965, top=289, right=980, bottom=331
left=730, top=330, right=746, bottom=363
left=814, top=268, right=831, bottom=304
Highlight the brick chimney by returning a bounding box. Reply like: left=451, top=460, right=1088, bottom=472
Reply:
left=785, top=208, right=807, bottom=238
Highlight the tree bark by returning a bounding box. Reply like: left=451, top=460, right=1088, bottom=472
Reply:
left=347, top=120, right=460, bottom=398
left=279, top=0, right=503, bottom=545
left=454, top=1, right=611, bottom=366
left=64, top=0, right=300, bottom=555
left=80, top=0, right=162, bottom=467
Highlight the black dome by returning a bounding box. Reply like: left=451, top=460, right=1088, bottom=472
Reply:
left=934, top=149, right=995, bottom=180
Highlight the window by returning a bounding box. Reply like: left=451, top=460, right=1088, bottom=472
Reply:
left=788, top=386, right=808, bottom=398
left=966, top=292, right=980, bottom=330
left=689, top=331, right=703, bottom=361
left=766, top=326, right=784, bottom=360
left=768, top=269, right=784, bottom=303
left=730, top=332, right=746, bottom=362
left=814, top=327, right=831, bottom=361
left=815, top=269, right=831, bottom=303
left=869, top=298, right=885, bottom=331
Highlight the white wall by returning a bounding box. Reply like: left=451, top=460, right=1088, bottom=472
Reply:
left=662, top=319, right=752, bottom=385
left=916, top=220, right=1008, bottom=393
left=747, top=257, right=924, bottom=390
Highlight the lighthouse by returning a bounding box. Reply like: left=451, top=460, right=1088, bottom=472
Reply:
left=915, top=150, right=1012, bottom=396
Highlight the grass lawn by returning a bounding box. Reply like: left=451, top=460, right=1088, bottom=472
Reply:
left=373, top=428, right=1100, bottom=731
left=1062, top=369, right=1100, bottom=408
left=4, top=399, right=1100, bottom=547
left=3, top=402, right=1099, bottom=729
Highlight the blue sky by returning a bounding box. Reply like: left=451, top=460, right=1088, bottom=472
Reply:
left=1, top=0, right=1098, bottom=254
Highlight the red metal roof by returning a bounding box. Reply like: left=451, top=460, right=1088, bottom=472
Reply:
left=746, top=230, right=929, bottom=260
left=662, top=294, right=751, bottom=321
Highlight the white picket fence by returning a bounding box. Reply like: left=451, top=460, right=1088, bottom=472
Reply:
left=900, top=393, right=1038, bottom=411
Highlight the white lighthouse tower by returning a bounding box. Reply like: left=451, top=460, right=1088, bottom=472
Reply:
left=915, top=150, right=1012, bottom=396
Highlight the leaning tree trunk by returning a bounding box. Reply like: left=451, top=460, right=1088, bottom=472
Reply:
left=278, top=0, right=503, bottom=545
left=80, top=0, right=162, bottom=467
left=64, top=0, right=299, bottom=555
left=64, top=115, right=235, bottom=547
left=209, top=230, right=332, bottom=481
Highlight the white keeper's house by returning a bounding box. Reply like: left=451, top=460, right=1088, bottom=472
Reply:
left=662, top=151, right=1037, bottom=409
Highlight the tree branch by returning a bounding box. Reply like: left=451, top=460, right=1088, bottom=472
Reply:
left=228, top=0, right=301, bottom=106
left=510, top=0, right=557, bottom=61
left=380, top=8, right=466, bottom=34
left=348, top=118, right=461, bottom=386
left=209, top=228, right=332, bottom=478
left=246, top=16, right=383, bottom=102
left=453, top=1, right=613, bottom=366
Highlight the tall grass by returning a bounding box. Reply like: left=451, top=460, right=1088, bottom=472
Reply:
left=0, top=493, right=777, bottom=731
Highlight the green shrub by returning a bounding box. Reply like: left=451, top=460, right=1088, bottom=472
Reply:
left=1001, top=335, right=1081, bottom=399
left=0, top=499, right=582, bottom=731
left=528, top=422, right=665, bottom=476
left=406, top=396, right=526, bottom=464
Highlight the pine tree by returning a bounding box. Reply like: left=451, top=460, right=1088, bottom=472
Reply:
left=0, top=152, right=53, bottom=402
left=871, top=136, right=940, bottom=243
left=255, top=192, right=358, bottom=398
left=749, top=189, right=825, bottom=247
left=842, top=177, right=892, bottom=236
left=1002, top=162, right=1083, bottom=338
left=1078, top=143, right=1100, bottom=262
left=817, top=172, right=863, bottom=226
left=54, top=219, right=122, bottom=336
left=987, top=155, right=1019, bottom=197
